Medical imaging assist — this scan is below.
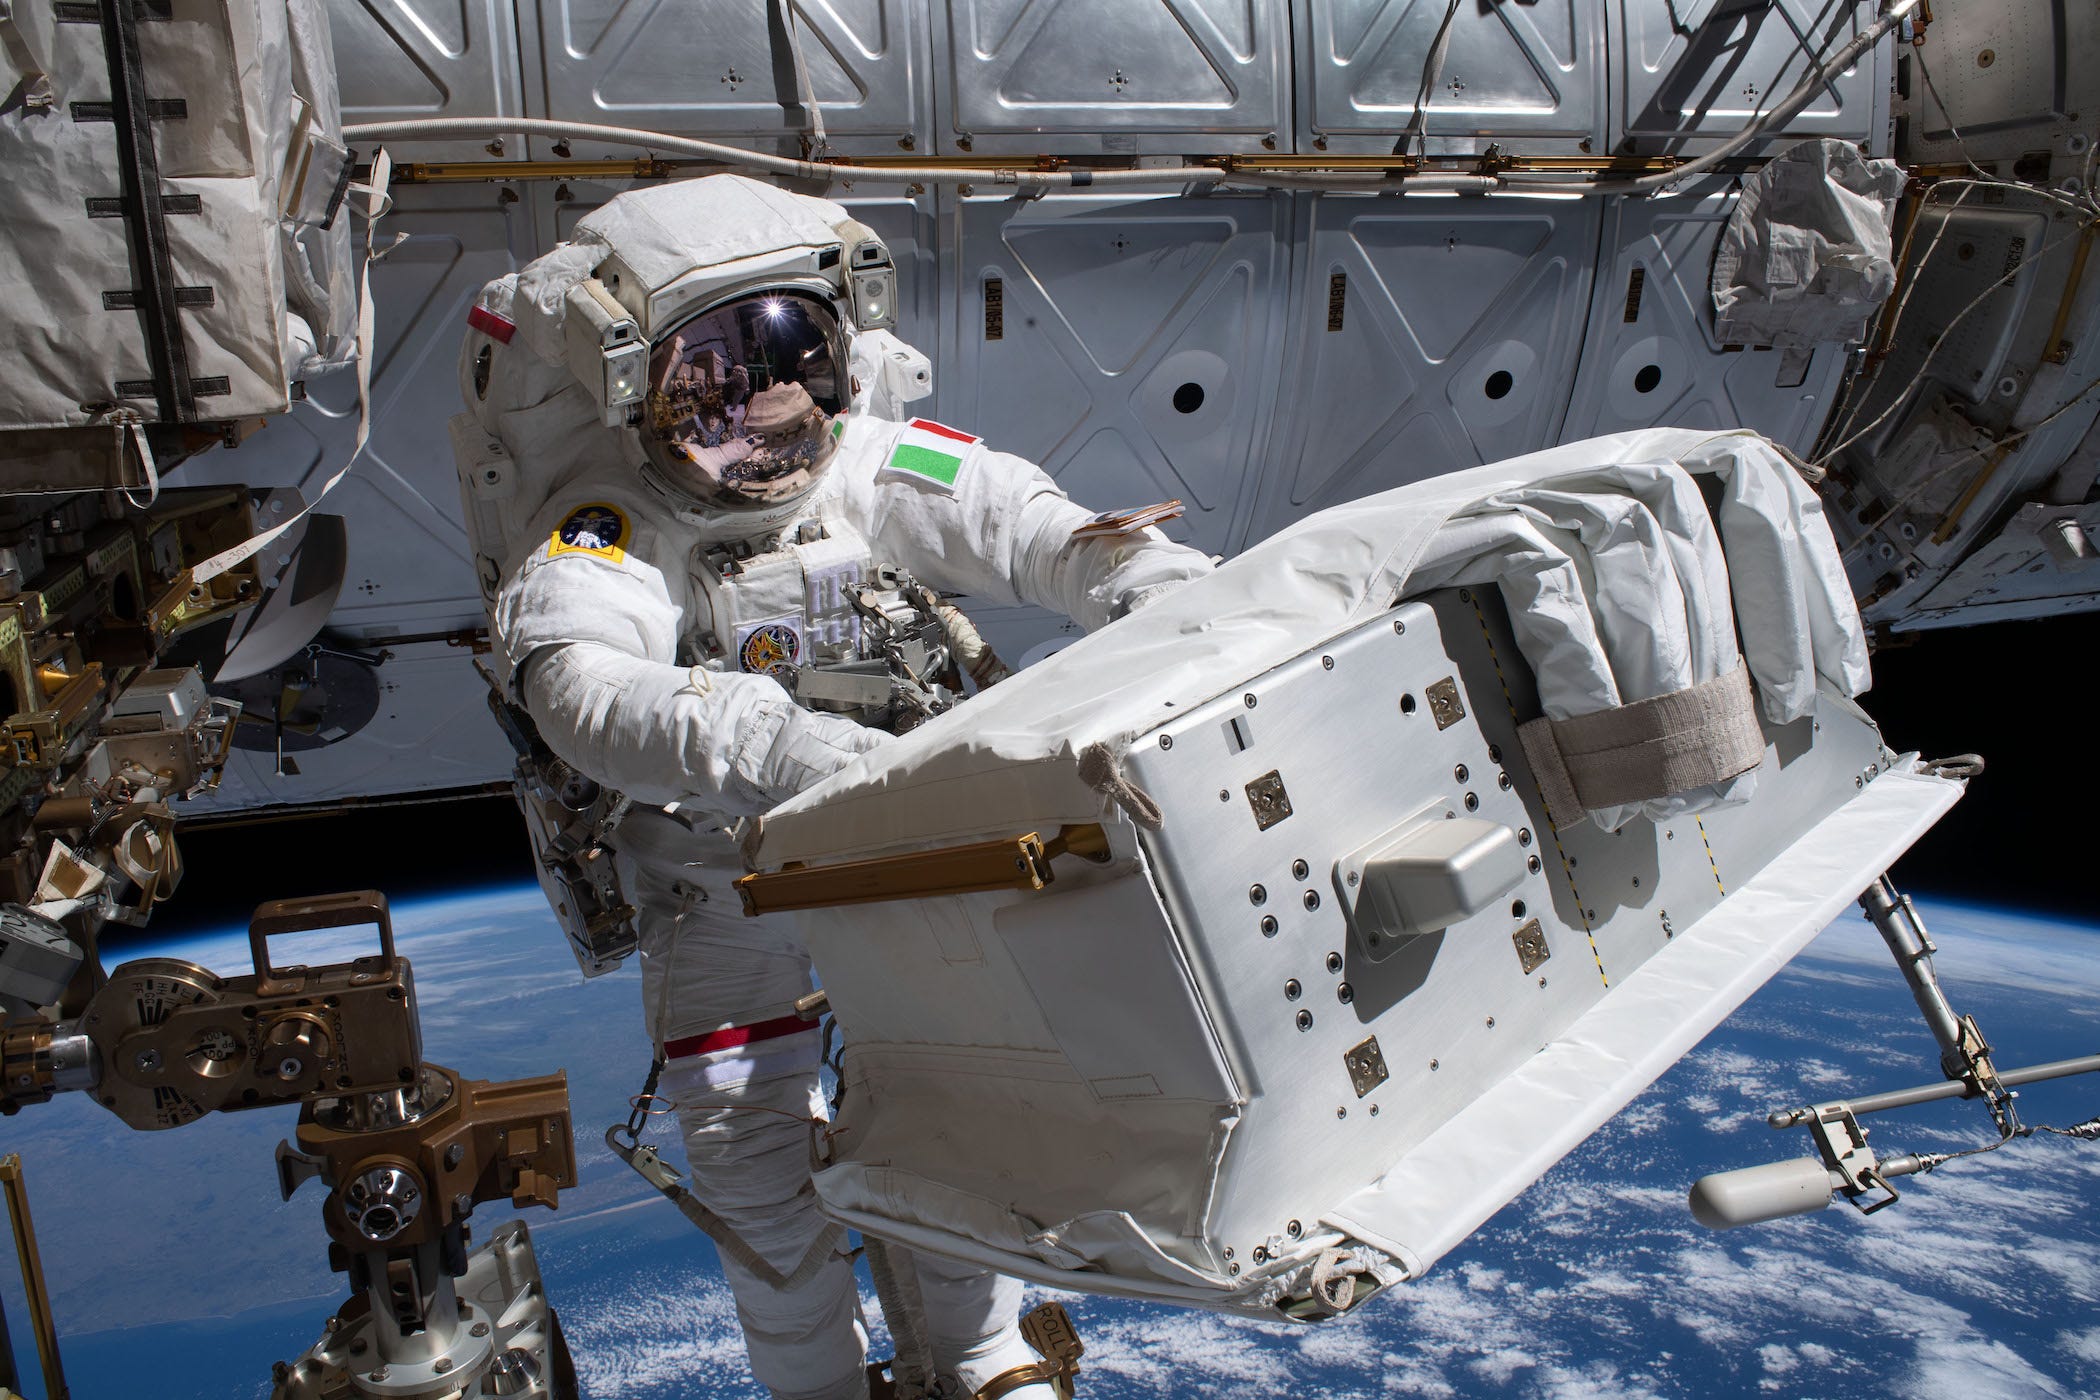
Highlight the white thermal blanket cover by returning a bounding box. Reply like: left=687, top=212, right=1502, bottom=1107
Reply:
left=759, top=427, right=1869, bottom=862
left=0, top=0, right=354, bottom=431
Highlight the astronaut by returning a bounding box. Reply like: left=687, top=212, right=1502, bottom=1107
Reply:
left=453, top=175, right=1212, bottom=1399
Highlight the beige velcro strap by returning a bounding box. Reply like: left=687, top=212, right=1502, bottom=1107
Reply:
left=1517, top=664, right=1764, bottom=828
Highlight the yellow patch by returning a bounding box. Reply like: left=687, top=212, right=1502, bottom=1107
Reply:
left=548, top=502, right=629, bottom=563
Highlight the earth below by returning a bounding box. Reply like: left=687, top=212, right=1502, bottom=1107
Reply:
left=5, top=886, right=2095, bottom=1399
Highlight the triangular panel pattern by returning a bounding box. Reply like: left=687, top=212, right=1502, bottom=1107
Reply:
left=1000, top=0, right=1234, bottom=106
left=1005, top=216, right=1233, bottom=374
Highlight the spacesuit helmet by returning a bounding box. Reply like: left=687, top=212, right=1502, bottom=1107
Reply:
left=548, top=175, right=901, bottom=526
left=638, top=287, right=847, bottom=515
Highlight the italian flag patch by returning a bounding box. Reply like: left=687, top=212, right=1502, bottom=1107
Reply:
left=880, top=418, right=981, bottom=494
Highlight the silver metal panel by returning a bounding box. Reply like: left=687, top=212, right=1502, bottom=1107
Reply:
left=178, top=183, right=535, bottom=810
left=936, top=190, right=1293, bottom=558
left=1120, top=589, right=1888, bottom=1264
left=1560, top=181, right=1843, bottom=451
left=328, top=0, right=530, bottom=161
left=182, top=184, right=532, bottom=642
left=1613, top=0, right=1892, bottom=155
left=1895, top=1, right=2098, bottom=170
left=523, top=0, right=926, bottom=155
left=185, top=639, right=517, bottom=813
left=1297, top=0, right=1608, bottom=155
left=939, top=0, right=1291, bottom=153
left=1240, top=192, right=1601, bottom=551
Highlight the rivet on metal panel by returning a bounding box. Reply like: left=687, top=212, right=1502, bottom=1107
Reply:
left=1159, top=734, right=1172, bottom=749
left=1287, top=1219, right=1302, bottom=1238
left=1346, top=870, right=1359, bottom=886
left=1292, top=859, right=1309, bottom=881
left=1463, top=793, right=1479, bottom=811
left=1453, top=763, right=1469, bottom=783
left=1486, top=1016, right=1497, bottom=1028
left=1321, top=655, right=1334, bottom=671
left=1336, top=982, right=1353, bottom=1004
left=1296, top=1010, right=1313, bottom=1031
left=1498, top=771, right=1512, bottom=790
left=1513, top=919, right=1551, bottom=974
left=1343, top=1035, right=1388, bottom=1097
left=1325, top=951, right=1342, bottom=973
left=1245, top=771, right=1292, bottom=830
left=1243, top=693, right=1258, bottom=708
left=1429, top=1058, right=1439, bottom=1070
left=1487, top=743, right=1502, bottom=763
left=1284, top=979, right=1302, bottom=1001
left=1426, top=677, right=1465, bottom=730
left=1518, top=828, right=1532, bottom=847
left=1260, top=915, right=1278, bottom=937
left=1249, top=884, right=1267, bottom=906
left=1336, top=1107, right=1347, bottom=1119
left=1368, top=1104, right=1379, bottom=1117
left=1303, top=890, right=1320, bottom=911
left=1252, top=1245, right=1269, bottom=1263
left=1393, top=619, right=1406, bottom=635
left=1631, top=876, right=1641, bottom=889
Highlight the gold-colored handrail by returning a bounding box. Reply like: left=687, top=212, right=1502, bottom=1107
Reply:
left=736, top=824, right=1110, bottom=916
left=0, top=1154, right=66, bottom=1400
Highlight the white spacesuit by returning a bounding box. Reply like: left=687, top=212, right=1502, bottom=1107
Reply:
left=452, top=175, right=1212, bottom=1399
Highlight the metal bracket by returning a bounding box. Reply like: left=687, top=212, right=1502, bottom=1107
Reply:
left=1807, top=1104, right=1900, bottom=1215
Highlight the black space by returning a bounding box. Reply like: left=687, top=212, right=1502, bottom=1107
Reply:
left=106, top=794, right=534, bottom=950
left=1863, top=611, right=2097, bottom=921
left=122, top=613, right=2096, bottom=949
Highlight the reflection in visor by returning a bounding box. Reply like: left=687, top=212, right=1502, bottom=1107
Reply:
left=642, top=293, right=846, bottom=514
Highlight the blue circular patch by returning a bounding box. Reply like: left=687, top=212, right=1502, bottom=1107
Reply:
left=559, top=504, right=626, bottom=552
left=739, top=622, right=802, bottom=677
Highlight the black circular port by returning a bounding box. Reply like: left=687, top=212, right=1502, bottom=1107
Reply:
left=1634, top=363, right=1663, bottom=394
left=1400, top=693, right=1417, bottom=715
left=1172, top=382, right=1206, bottom=414
left=1485, top=369, right=1514, bottom=400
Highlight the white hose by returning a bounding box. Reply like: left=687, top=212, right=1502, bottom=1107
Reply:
left=343, top=4, right=1899, bottom=201
left=339, top=116, right=1228, bottom=190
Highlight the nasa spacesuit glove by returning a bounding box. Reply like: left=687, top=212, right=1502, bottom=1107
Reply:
left=746, top=699, right=892, bottom=801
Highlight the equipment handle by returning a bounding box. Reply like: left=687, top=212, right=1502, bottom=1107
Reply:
left=248, top=889, right=396, bottom=978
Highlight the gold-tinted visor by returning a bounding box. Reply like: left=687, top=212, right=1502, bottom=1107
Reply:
left=640, top=291, right=846, bottom=514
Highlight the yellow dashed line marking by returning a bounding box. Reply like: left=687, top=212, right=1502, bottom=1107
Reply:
left=1467, top=595, right=1609, bottom=988
left=1696, top=816, right=1726, bottom=895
